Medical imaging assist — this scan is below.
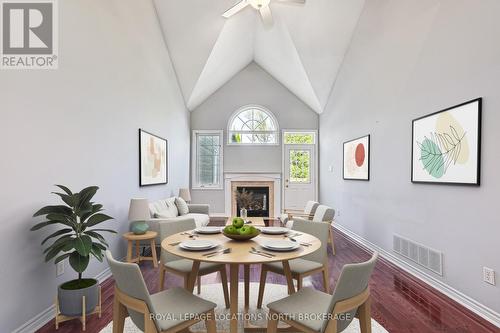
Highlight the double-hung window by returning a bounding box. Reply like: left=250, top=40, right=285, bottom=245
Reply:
left=192, top=130, right=223, bottom=189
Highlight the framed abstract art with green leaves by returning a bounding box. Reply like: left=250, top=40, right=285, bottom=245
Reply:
left=411, top=98, right=482, bottom=185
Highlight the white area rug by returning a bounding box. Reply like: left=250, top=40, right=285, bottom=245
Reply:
left=100, top=283, right=388, bottom=333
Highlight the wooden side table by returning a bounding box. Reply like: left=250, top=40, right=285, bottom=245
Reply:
left=123, top=231, right=158, bottom=268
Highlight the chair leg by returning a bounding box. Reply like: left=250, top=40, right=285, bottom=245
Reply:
left=297, top=275, right=303, bottom=290
left=159, top=266, right=165, bottom=291
left=322, top=267, right=330, bottom=294
left=205, top=309, right=217, bottom=333
left=112, top=295, right=126, bottom=333
left=257, top=266, right=268, bottom=309
left=330, top=227, right=336, bottom=255
left=197, top=275, right=201, bottom=295
left=144, top=312, right=157, bottom=333
left=220, top=267, right=230, bottom=309
left=267, top=310, right=279, bottom=333
left=358, top=298, right=372, bottom=333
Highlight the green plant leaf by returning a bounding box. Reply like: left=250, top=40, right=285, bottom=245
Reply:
left=93, top=242, right=106, bottom=251
left=84, top=231, right=109, bottom=247
left=45, top=243, right=67, bottom=262
left=85, top=213, right=113, bottom=228
left=76, top=187, right=99, bottom=214
left=52, top=192, right=74, bottom=207
left=33, top=205, right=73, bottom=217
left=54, top=253, right=71, bottom=264
left=80, top=204, right=103, bottom=222
left=44, top=235, right=74, bottom=253
left=55, top=184, right=73, bottom=196
left=90, top=244, right=104, bottom=262
left=69, top=252, right=90, bottom=273
left=89, top=228, right=117, bottom=234
left=73, top=235, right=92, bottom=256
left=41, top=228, right=73, bottom=245
left=31, top=220, right=60, bottom=231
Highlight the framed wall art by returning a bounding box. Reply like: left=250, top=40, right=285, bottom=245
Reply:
left=343, top=135, right=370, bottom=181
left=139, top=129, right=168, bottom=186
left=411, top=98, right=481, bottom=185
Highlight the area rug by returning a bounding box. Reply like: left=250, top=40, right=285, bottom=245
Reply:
left=100, top=282, right=388, bottom=332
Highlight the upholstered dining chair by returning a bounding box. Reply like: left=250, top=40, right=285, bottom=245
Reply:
left=266, top=252, right=378, bottom=333
left=296, top=204, right=336, bottom=254
left=106, top=251, right=217, bottom=333
left=158, top=218, right=230, bottom=308
left=280, top=201, right=320, bottom=228
left=257, top=219, right=331, bottom=309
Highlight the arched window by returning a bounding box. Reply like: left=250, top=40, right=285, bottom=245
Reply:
left=228, top=105, right=279, bottom=145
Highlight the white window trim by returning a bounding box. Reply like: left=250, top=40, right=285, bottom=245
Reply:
left=191, top=130, right=224, bottom=190
left=227, top=104, right=280, bottom=146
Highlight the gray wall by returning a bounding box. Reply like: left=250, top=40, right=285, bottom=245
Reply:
left=0, top=0, right=190, bottom=331
left=191, top=63, right=318, bottom=213
left=320, top=0, right=500, bottom=314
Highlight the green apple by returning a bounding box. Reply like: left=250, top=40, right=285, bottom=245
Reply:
left=232, top=217, right=244, bottom=228
left=224, top=225, right=238, bottom=235
left=238, top=226, right=252, bottom=236
left=248, top=226, right=258, bottom=234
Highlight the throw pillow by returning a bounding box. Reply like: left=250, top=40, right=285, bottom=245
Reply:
left=175, top=197, right=189, bottom=216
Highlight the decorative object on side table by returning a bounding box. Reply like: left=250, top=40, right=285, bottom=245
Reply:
left=123, top=231, right=158, bottom=267
left=30, top=185, right=115, bottom=330
left=178, top=188, right=192, bottom=203
left=412, top=98, right=482, bottom=185
left=128, top=198, right=150, bottom=235
left=139, top=129, right=168, bottom=186
left=343, top=135, right=370, bottom=180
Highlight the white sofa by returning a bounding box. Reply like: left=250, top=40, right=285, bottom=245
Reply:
left=146, top=197, right=210, bottom=242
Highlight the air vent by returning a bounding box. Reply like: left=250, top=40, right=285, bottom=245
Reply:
left=393, top=234, right=443, bottom=276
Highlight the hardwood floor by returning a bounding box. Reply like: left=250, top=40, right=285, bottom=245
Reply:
left=37, top=225, right=499, bottom=333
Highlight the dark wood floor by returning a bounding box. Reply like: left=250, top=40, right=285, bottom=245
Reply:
left=38, top=224, right=499, bottom=333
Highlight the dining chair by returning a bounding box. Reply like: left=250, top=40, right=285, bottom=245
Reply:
left=297, top=204, right=336, bottom=254
left=257, top=219, right=331, bottom=309
left=280, top=201, right=320, bottom=228
left=158, top=218, right=230, bottom=308
left=105, top=251, right=217, bottom=333
left=266, top=252, right=378, bottom=333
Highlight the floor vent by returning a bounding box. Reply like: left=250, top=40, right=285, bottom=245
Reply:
left=393, top=234, right=443, bottom=276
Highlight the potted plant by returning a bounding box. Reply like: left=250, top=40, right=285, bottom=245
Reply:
left=235, top=189, right=254, bottom=219
left=31, top=185, right=115, bottom=317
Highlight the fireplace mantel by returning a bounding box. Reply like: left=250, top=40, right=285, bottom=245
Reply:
left=224, top=173, right=281, bottom=218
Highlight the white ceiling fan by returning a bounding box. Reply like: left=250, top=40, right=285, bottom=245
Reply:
left=222, top=0, right=305, bottom=28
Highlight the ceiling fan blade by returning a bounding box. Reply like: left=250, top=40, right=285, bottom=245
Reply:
left=259, top=5, right=274, bottom=28
left=276, top=0, right=306, bottom=3
left=223, top=1, right=250, bottom=18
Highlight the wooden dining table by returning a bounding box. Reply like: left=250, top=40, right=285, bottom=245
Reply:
left=160, top=218, right=321, bottom=333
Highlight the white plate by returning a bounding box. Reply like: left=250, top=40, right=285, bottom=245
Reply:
left=179, top=240, right=217, bottom=251
left=260, top=227, right=289, bottom=235
left=261, top=240, right=300, bottom=252
left=195, top=227, right=222, bottom=234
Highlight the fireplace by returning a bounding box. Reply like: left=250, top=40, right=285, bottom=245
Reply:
left=236, top=186, right=270, bottom=217
left=225, top=173, right=281, bottom=218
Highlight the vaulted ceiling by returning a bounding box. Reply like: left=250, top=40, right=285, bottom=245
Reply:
left=154, top=0, right=365, bottom=113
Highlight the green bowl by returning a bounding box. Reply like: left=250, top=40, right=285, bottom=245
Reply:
left=223, top=229, right=261, bottom=241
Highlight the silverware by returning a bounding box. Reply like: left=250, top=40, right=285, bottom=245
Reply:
left=249, top=251, right=273, bottom=258
left=251, top=247, right=275, bottom=257
left=300, top=243, right=312, bottom=247
left=181, top=232, right=199, bottom=238
left=207, top=248, right=231, bottom=258
left=284, top=233, right=302, bottom=238
left=203, top=248, right=227, bottom=256
left=287, top=237, right=312, bottom=246
left=168, top=241, right=181, bottom=246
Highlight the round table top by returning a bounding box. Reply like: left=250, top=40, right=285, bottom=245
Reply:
left=123, top=231, right=158, bottom=241
left=161, top=230, right=321, bottom=264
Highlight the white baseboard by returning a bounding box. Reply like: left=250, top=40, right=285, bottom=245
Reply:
left=334, top=224, right=500, bottom=328
left=12, top=266, right=114, bottom=333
